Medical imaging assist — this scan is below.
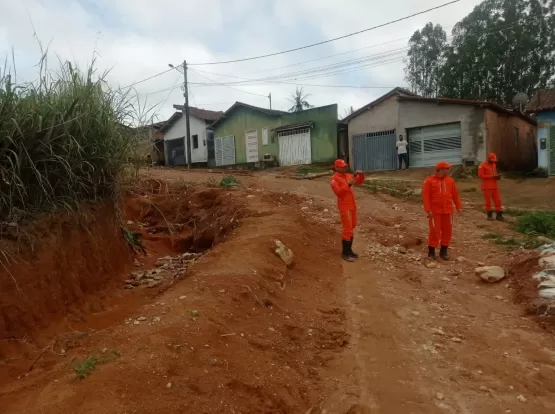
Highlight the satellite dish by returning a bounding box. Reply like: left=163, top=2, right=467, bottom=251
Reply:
left=512, top=92, right=529, bottom=111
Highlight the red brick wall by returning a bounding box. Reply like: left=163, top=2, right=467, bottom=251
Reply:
left=485, top=110, right=537, bottom=171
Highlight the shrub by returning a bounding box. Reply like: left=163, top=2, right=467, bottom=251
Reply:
left=515, top=211, right=555, bottom=238
left=0, top=55, right=144, bottom=220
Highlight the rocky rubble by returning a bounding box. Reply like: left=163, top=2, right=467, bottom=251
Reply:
left=530, top=243, right=555, bottom=301
left=123, top=252, right=203, bottom=290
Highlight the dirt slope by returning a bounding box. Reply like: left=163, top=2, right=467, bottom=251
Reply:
left=1, top=169, right=555, bottom=413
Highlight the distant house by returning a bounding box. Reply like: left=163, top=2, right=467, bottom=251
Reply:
left=209, top=102, right=339, bottom=167
left=343, top=88, right=537, bottom=172
left=526, top=89, right=555, bottom=175
left=160, top=106, right=223, bottom=166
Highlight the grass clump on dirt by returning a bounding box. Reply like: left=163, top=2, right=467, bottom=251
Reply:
left=515, top=211, right=555, bottom=239
left=363, top=179, right=419, bottom=201
left=72, top=350, right=121, bottom=379
left=296, top=164, right=331, bottom=175
left=481, top=232, right=543, bottom=250
left=219, top=175, right=240, bottom=188
left=0, top=54, right=145, bottom=220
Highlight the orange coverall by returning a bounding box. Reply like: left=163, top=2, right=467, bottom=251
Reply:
left=478, top=162, right=502, bottom=212
left=330, top=172, right=365, bottom=241
left=422, top=175, right=462, bottom=248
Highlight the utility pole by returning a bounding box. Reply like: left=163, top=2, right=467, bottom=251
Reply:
left=268, top=92, right=272, bottom=109
left=183, top=60, right=192, bottom=169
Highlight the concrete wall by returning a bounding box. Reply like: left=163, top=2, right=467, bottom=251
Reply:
left=163, top=114, right=207, bottom=164
left=347, top=96, right=399, bottom=165
left=213, top=104, right=338, bottom=165
left=537, top=111, right=555, bottom=173
left=398, top=100, right=487, bottom=165
left=485, top=110, right=537, bottom=171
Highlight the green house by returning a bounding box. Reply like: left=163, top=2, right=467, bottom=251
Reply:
left=209, top=102, right=339, bottom=167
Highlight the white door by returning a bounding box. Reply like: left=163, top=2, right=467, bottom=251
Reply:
left=278, top=128, right=312, bottom=166
left=408, top=123, right=462, bottom=168
left=245, top=130, right=259, bottom=163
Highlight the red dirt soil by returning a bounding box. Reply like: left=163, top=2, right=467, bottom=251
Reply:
left=0, top=183, right=346, bottom=413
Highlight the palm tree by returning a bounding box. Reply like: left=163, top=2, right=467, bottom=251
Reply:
left=288, top=87, right=313, bottom=112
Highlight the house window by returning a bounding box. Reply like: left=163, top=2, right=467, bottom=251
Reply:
left=192, top=134, right=199, bottom=149
left=262, top=128, right=269, bottom=145
left=514, top=127, right=519, bottom=146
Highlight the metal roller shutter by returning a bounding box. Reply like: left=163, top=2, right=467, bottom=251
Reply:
left=352, top=129, right=397, bottom=171
left=215, top=135, right=236, bottom=166
left=278, top=128, right=312, bottom=166
left=408, top=123, right=462, bottom=168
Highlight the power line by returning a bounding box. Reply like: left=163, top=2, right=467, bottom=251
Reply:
left=189, top=69, right=270, bottom=98
left=187, top=1, right=460, bottom=66
left=120, top=67, right=176, bottom=89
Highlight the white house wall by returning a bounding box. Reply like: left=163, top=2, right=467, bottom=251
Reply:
left=163, top=113, right=208, bottom=163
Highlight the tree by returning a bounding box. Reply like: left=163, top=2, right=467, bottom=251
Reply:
left=438, top=0, right=555, bottom=104
left=288, top=87, right=313, bottom=112
left=404, top=22, right=447, bottom=97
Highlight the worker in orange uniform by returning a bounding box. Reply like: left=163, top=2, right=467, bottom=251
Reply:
left=330, top=159, right=365, bottom=262
left=478, top=153, right=504, bottom=221
left=422, top=161, right=462, bottom=261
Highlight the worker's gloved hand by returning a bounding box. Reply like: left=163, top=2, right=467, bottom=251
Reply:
left=494, top=175, right=501, bottom=180
left=426, top=211, right=433, bottom=219
left=347, top=178, right=355, bottom=186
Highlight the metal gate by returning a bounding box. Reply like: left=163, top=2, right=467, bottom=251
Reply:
left=352, top=130, right=397, bottom=171
left=165, top=137, right=186, bottom=166
left=408, top=123, right=462, bottom=168
left=215, top=135, right=236, bottom=167
left=278, top=128, right=312, bottom=166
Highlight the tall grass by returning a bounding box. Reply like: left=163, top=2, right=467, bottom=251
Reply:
left=0, top=55, right=145, bottom=220
left=515, top=211, right=555, bottom=239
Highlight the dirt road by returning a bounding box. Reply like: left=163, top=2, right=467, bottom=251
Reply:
left=1, top=169, right=554, bottom=413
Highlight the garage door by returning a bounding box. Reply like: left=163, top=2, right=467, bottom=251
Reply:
left=215, top=135, right=236, bottom=167
left=408, top=123, right=462, bottom=168
left=278, top=128, right=311, bottom=166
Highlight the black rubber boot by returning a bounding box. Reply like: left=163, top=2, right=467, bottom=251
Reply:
left=428, top=246, right=436, bottom=260
left=487, top=211, right=493, bottom=221
left=342, top=240, right=355, bottom=262
left=439, top=245, right=449, bottom=261
left=496, top=212, right=505, bottom=222
left=349, top=238, right=359, bottom=259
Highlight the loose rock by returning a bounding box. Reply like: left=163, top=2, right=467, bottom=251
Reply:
left=475, top=266, right=505, bottom=283
left=435, top=392, right=445, bottom=401
left=539, top=255, right=555, bottom=269
left=274, top=240, right=294, bottom=267
left=517, top=395, right=527, bottom=403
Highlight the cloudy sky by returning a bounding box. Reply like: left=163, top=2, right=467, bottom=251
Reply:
left=0, top=0, right=483, bottom=123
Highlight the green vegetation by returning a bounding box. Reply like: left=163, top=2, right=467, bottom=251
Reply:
left=515, top=211, right=555, bottom=239
left=481, top=231, right=543, bottom=250
left=219, top=175, right=240, bottom=188
left=363, top=179, right=419, bottom=201
left=296, top=164, right=330, bottom=175
left=72, top=350, right=121, bottom=379
left=122, top=227, right=145, bottom=254
left=0, top=54, right=145, bottom=220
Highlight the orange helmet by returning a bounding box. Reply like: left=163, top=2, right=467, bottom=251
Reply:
left=488, top=153, right=498, bottom=162
left=436, top=161, right=453, bottom=170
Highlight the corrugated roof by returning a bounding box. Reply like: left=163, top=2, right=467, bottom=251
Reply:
left=271, top=121, right=314, bottom=132
left=341, top=87, right=416, bottom=122
left=397, top=95, right=536, bottom=125
left=172, top=105, right=224, bottom=122
left=209, top=101, right=288, bottom=129
left=526, top=89, right=555, bottom=113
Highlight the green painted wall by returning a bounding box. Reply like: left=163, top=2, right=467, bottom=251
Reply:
left=280, top=104, right=338, bottom=163
left=213, top=107, right=280, bottom=164
left=213, top=103, right=338, bottom=165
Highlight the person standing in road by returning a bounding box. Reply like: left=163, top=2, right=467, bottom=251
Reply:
left=478, top=153, right=504, bottom=221
left=396, top=134, right=409, bottom=170
left=330, top=159, right=365, bottom=262
left=422, top=161, right=462, bottom=261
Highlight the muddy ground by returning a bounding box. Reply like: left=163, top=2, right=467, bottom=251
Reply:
left=0, top=169, right=555, bottom=413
